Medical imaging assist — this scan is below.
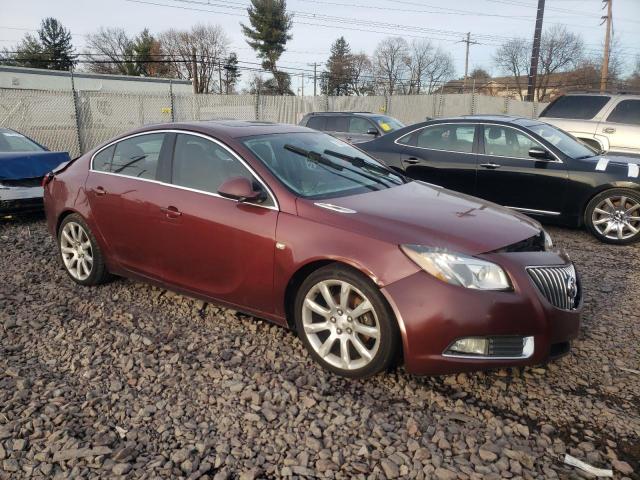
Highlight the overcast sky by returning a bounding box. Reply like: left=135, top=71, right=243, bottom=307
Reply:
left=3, top=0, right=639, bottom=92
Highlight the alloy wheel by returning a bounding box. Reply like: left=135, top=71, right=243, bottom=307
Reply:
left=301, top=279, right=381, bottom=371
left=60, top=222, right=94, bottom=281
left=591, top=195, right=640, bottom=241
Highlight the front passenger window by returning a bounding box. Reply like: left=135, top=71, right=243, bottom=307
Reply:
left=483, top=126, right=540, bottom=159
left=172, top=134, right=271, bottom=205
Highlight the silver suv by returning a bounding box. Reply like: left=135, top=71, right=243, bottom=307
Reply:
left=539, top=93, right=640, bottom=157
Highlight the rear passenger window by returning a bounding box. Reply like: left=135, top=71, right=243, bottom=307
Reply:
left=111, top=134, right=165, bottom=179
left=172, top=134, right=273, bottom=205
left=306, top=116, right=327, bottom=130
left=93, top=145, right=115, bottom=172
left=415, top=125, right=475, bottom=153
left=540, top=95, right=610, bottom=120
left=606, top=100, right=640, bottom=125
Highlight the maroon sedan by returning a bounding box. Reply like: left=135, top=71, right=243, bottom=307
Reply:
left=43, top=121, right=581, bottom=378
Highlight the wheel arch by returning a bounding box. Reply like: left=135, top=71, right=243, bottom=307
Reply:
left=56, top=209, right=82, bottom=236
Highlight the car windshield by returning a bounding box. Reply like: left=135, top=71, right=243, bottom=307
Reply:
left=373, top=116, right=405, bottom=133
left=242, top=132, right=405, bottom=199
left=528, top=123, right=596, bottom=159
left=0, top=130, right=45, bottom=153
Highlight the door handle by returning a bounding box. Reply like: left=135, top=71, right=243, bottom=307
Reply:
left=160, top=206, right=182, bottom=218
left=94, top=186, right=106, bottom=196
left=603, top=127, right=616, bottom=134
left=404, top=157, right=420, bottom=164
left=480, top=163, right=501, bottom=169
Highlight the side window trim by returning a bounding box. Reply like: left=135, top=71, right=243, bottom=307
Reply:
left=89, top=129, right=279, bottom=211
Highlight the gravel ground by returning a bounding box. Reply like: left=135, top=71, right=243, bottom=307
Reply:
left=0, top=215, right=638, bottom=480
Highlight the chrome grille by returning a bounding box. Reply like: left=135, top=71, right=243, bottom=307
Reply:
left=527, top=264, right=580, bottom=310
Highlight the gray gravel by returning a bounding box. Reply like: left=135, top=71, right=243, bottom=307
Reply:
left=1, top=215, right=638, bottom=479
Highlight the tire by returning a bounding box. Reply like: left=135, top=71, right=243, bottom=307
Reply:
left=584, top=188, right=640, bottom=245
left=294, top=264, right=400, bottom=378
left=58, top=213, right=110, bottom=285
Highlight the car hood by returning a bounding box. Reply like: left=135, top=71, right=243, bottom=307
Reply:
left=0, top=151, right=70, bottom=180
left=296, top=181, right=542, bottom=255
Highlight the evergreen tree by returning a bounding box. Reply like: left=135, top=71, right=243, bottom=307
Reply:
left=133, top=29, right=164, bottom=76
left=241, top=0, right=293, bottom=95
left=223, top=52, right=241, bottom=94
left=4, top=35, right=46, bottom=68
left=325, top=37, right=353, bottom=96
left=38, top=18, right=76, bottom=70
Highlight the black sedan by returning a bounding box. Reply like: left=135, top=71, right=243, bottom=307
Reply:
left=359, top=115, right=640, bottom=244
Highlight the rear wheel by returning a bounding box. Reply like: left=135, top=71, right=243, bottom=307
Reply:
left=585, top=188, right=640, bottom=244
left=58, top=214, right=110, bottom=285
left=294, top=264, right=400, bottom=378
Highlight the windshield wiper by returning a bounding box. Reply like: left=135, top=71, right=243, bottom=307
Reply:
left=323, top=149, right=405, bottom=185
left=284, top=144, right=344, bottom=170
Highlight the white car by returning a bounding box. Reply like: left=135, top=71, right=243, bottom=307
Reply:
left=539, top=93, right=640, bottom=157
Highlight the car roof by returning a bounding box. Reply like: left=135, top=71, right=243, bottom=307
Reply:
left=428, top=115, right=543, bottom=127
left=130, top=120, right=313, bottom=139
left=305, top=112, right=381, bottom=117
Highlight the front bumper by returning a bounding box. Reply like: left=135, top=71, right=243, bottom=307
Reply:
left=382, top=250, right=581, bottom=375
left=0, top=186, right=44, bottom=215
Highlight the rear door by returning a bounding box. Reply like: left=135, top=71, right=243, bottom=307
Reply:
left=599, top=99, right=640, bottom=155
left=86, top=132, right=171, bottom=278
left=475, top=124, right=568, bottom=215
left=396, top=123, right=479, bottom=194
left=155, top=132, right=279, bottom=312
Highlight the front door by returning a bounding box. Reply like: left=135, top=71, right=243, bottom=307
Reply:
left=475, top=124, right=568, bottom=216
left=85, top=132, right=170, bottom=278
left=398, top=123, right=479, bottom=194
left=157, top=132, right=278, bottom=313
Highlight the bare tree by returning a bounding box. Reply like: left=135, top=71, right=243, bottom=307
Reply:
left=373, top=37, right=409, bottom=95
left=349, top=52, right=374, bottom=96
left=405, top=39, right=434, bottom=94
left=159, top=24, right=229, bottom=93
left=537, top=25, right=584, bottom=100
left=493, top=37, right=529, bottom=99
left=422, top=48, right=455, bottom=94
left=85, top=27, right=137, bottom=75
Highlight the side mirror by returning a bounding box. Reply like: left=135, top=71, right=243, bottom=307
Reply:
left=528, top=147, right=551, bottom=160
left=366, top=127, right=379, bottom=136
left=218, top=176, right=265, bottom=203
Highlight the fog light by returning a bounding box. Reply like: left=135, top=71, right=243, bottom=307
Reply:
left=447, top=338, right=488, bottom=356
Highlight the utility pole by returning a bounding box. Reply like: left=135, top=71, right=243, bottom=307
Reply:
left=301, top=72, right=304, bottom=97
left=600, top=0, right=612, bottom=93
left=218, top=60, right=223, bottom=94
left=526, top=0, right=545, bottom=101
left=460, top=33, right=479, bottom=92
left=308, top=62, right=318, bottom=96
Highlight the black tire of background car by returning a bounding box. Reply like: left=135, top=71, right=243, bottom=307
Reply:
left=58, top=213, right=112, bottom=286
left=584, top=188, right=640, bottom=245
left=294, top=263, right=400, bottom=378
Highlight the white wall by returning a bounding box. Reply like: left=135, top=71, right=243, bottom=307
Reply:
left=0, top=66, right=192, bottom=94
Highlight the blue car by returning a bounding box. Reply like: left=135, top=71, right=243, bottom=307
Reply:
left=0, top=128, right=70, bottom=215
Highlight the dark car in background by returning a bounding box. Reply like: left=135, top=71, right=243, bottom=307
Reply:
left=358, top=115, right=640, bottom=244
left=299, top=112, right=405, bottom=144
left=0, top=128, right=70, bottom=215
left=44, top=120, right=580, bottom=378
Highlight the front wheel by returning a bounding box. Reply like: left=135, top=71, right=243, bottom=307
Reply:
left=294, top=264, right=400, bottom=378
left=584, top=188, right=640, bottom=244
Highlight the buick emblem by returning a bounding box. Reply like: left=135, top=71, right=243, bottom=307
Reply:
left=566, top=276, right=577, bottom=300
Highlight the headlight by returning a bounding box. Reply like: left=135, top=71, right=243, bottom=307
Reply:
left=543, top=230, right=553, bottom=251
left=400, top=245, right=511, bottom=290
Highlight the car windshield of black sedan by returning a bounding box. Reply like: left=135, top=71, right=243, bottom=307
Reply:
left=0, top=130, right=44, bottom=153
left=528, top=123, right=596, bottom=159
left=243, top=132, right=405, bottom=199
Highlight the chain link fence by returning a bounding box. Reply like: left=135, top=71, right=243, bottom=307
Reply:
left=0, top=87, right=548, bottom=156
